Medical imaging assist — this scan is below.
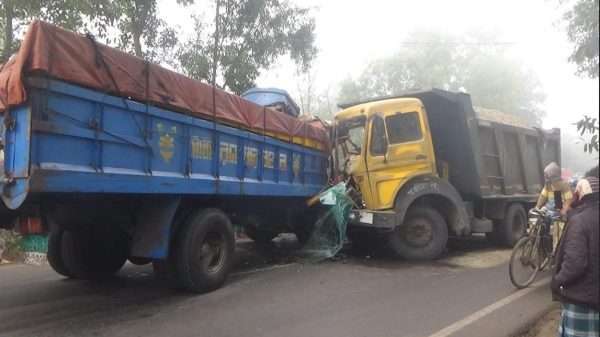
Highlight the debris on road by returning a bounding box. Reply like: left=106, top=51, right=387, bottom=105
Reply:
left=301, top=183, right=353, bottom=260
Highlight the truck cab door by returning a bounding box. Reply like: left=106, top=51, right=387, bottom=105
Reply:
left=364, top=103, right=436, bottom=210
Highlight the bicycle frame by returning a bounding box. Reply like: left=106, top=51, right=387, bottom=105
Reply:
left=526, top=210, right=554, bottom=270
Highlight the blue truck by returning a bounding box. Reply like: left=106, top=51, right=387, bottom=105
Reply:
left=0, top=77, right=328, bottom=292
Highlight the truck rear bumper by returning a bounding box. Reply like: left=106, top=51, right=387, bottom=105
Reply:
left=348, top=209, right=396, bottom=231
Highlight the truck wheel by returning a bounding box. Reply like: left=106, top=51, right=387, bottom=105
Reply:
left=61, top=227, right=129, bottom=279
left=490, top=204, right=527, bottom=247
left=173, top=208, right=235, bottom=293
left=387, top=206, right=448, bottom=260
left=61, top=230, right=96, bottom=279
left=47, top=229, right=72, bottom=277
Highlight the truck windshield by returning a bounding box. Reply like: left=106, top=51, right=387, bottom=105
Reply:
left=337, top=117, right=366, bottom=155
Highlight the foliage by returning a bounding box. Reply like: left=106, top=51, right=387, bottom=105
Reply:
left=113, top=0, right=192, bottom=61
left=177, top=0, right=317, bottom=95
left=0, top=0, right=114, bottom=62
left=561, top=1, right=599, bottom=155
left=562, top=129, right=599, bottom=173
left=0, top=0, right=193, bottom=63
left=177, top=16, right=211, bottom=83
left=0, top=229, right=22, bottom=261
left=1, top=0, right=40, bottom=61
left=337, top=30, right=546, bottom=125
left=1, top=0, right=316, bottom=95
left=575, top=115, right=599, bottom=153
left=294, top=69, right=337, bottom=119
left=562, top=0, right=599, bottom=78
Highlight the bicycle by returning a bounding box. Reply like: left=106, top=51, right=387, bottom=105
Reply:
left=509, top=208, right=561, bottom=289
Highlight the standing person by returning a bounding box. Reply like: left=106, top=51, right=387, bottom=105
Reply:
left=551, top=167, right=599, bottom=337
left=536, top=162, right=574, bottom=252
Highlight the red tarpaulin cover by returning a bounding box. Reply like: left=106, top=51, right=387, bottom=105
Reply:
left=0, top=21, right=328, bottom=149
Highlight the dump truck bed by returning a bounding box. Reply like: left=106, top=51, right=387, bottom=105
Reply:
left=406, top=89, right=559, bottom=200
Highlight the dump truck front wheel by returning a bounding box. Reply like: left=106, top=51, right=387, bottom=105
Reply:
left=387, top=206, right=448, bottom=260
left=173, top=208, right=235, bottom=293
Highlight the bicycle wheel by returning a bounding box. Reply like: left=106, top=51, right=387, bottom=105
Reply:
left=509, top=236, right=541, bottom=289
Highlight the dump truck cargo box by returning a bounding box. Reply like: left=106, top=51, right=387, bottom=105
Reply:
left=400, top=89, right=559, bottom=200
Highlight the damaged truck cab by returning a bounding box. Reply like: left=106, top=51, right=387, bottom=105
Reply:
left=334, top=90, right=560, bottom=260
left=336, top=97, right=438, bottom=211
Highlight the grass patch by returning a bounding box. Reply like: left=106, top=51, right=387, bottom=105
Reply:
left=0, top=229, right=24, bottom=262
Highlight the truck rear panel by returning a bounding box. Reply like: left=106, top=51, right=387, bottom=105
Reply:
left=476, top=120, right=559, bottom=198
left=1, top=78, right=327, bottom=210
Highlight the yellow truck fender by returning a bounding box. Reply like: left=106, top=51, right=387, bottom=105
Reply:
left=393, top=175, right=470, bottom=236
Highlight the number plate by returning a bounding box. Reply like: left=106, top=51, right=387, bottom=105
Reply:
left=359, top=211, right=374, bottom=224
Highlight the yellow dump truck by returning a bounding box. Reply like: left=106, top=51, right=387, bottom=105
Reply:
left=334, top=89, right=560, bottom=260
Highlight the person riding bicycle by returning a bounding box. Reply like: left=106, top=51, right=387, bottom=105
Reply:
left=535, top=162, right=572, bottom=252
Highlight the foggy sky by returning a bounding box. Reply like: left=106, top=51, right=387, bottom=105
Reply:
left=160, top=0, right=599, bottom=130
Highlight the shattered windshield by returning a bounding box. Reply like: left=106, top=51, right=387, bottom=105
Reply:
left=337, top=117, right=366, bottom=155
left=334, top=116, right=366, bottom=175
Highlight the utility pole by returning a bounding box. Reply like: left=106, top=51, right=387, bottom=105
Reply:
left=211, top=0, right=220, bottom=88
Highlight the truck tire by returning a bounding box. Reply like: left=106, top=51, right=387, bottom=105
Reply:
left=387, top=206, right=448, bottom=260
left=47, top=229, right=72, bottom=277
left=173, top=208, right=235, bottom=293
left=489, top=204, right=527, bottom=247
left=61, top=226, right=129, bottom=279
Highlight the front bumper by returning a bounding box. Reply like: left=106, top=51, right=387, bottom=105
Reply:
left=348, top=209, right=397, bottom=230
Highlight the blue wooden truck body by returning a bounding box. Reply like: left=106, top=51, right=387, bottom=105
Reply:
left=0, top=78, right=328, bottom=258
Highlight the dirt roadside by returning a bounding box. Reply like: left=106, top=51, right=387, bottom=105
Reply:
left=519, top=305, right=560, bottom=337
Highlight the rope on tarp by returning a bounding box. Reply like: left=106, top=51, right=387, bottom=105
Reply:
left=84, top=33, right=152, bottom=155
left=143, top=60, right=153, bottom=174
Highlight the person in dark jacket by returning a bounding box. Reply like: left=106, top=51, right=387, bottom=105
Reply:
left=551, top=167, right=599, bottom=337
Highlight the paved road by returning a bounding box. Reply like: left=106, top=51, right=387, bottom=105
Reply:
left=0, top=236, right=553, bottom=337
